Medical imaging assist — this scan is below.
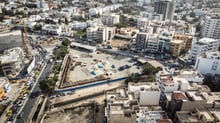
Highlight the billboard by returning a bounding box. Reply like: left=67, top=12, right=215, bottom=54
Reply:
left=27, top=56, right=35, bottom=74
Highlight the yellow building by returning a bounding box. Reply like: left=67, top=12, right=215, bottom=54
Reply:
left=172, top=35, right=193, bottom=50
left=171, top=40, right=185, bottom=57
left=171, top=35, right=193, bottom=57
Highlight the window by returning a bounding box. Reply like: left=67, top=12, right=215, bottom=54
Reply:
left=212, top=61, right=219, bottom=71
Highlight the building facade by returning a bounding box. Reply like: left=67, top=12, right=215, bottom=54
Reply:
left=154, top=0, right=175, bottom=21
left=201, top=14, right=220, bottom=39
left=195, top=51, right=220, bottom=75
left=188, top=38, right=220, bottom=62
left=87, top=26, right=115, bottom=43
left=135, top=32, right=148, bottom=52
left=101, top=13, right=120, bottom=26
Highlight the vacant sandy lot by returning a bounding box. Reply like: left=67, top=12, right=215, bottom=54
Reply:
left=43, top=106, right=93, bottom=123
left=110, top=39, right=129, bottom=48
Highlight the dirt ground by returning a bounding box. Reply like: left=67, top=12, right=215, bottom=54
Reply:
left=110, top=39, right=129, bottom=48
left=43, top=106, right=93, bottom=123
left=38, top=39, right=58, bottom=46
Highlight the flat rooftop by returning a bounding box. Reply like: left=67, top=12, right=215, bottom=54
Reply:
left=171, top=39, right=184, bottom=44
left=128, top=82, right=160, bottom=92
left=209, top=108, right=220, bottom=121
left=176, top=111, right=201, bottom=122
left=0, top=30, right=21, bottom=37
left=197, top=38, right=218, bottom=44
left=187, top=91, right=204, bottom=101
left=160, top=76, right=174, bottom=85
left=0, top=47, right=22, bottom=64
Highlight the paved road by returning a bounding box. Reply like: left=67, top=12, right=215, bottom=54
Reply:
left=16, top=62, right=52, bottom=123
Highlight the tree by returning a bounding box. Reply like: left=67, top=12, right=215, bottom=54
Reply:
left=39, top=79, right=51, bottom=92
left=75, top=29, right=86, bottom=37
left=61, top=38, right=71, bottom=46
left=39, top=79, right=56, bottom=93
left=52, top=64, right=61, bottom=74
left=125, top=73, right=136, bottom=84
left=53, top=45, right=69, bottom=60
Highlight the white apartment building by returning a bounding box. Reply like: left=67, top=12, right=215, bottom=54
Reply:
left=178, top=69, right=204, bottom=83
left=137, top=18, right=150, bottom=30
left=87, top=27, right=99, bottom=42
left=201, top=14, right=220, bottom=39
left=136, top=32, right=148, bottom=52
left=89, top=4, right=122, bottom=16
left=42, top=24, right=62, bottom=36
left=128, top=83, right=161, bottom=106
left=101, top=13, right=120, bottom=26
left=158, top=76, right=189, bottom=93
left=136, top=107, right=172, bottom=123
left=146, top=34, right=159, bottom=52
left=140, top=11, right=163, bottom=21
left=71, top=21, right=87, bottom=30
left=195, top=51, right=220, bottom=75
left=156, top=67, right=204, bottom=84
left=188, top=38, right=220, bottom=62
left=87, top=26, right=115, bottom=43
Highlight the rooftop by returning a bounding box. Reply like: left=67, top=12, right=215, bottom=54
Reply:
left=171, top=39, right=184, bottom=44
left=186, top=91, right=204, bottom=101
left=176, top=111, right=201, bottom=122
left=160, top=76, right=174, bottom=85
left=0, top=30, right=21, bottom=37
left=204, top=51, right=220, bottom=59
left=128, top=82, right=160, bottom=92
left=196, top=38, right=218, bottom=45
left=172, top=91, right=188, bottom=101
left=179, top=69, right=204, bottom=79
left=0, top=47, right=23, bottom=64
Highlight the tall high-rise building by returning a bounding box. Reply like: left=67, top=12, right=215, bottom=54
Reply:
left=136, top=32, right=148, bottom=52
left=154, top=0, right=175, bottom=21
left=201, top=14, right=220, bottom=39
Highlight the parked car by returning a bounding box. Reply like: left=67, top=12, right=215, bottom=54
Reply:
left=6, top=109, right=12, bottom=116
left=13, top=99, right=19, bottom=105
left=22, top=94, right=28, bottom=100
left=7, top=114, right=16, bottom=121
left=17, top=100, right=23, bottom=107
left=12, top=106, right=21, bottom=114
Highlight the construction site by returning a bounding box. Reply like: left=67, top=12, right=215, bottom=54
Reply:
left=55, top=48, right=142, bottom=92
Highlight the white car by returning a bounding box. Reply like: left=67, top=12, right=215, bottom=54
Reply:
left=22, top=94, right=28, bottom=100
